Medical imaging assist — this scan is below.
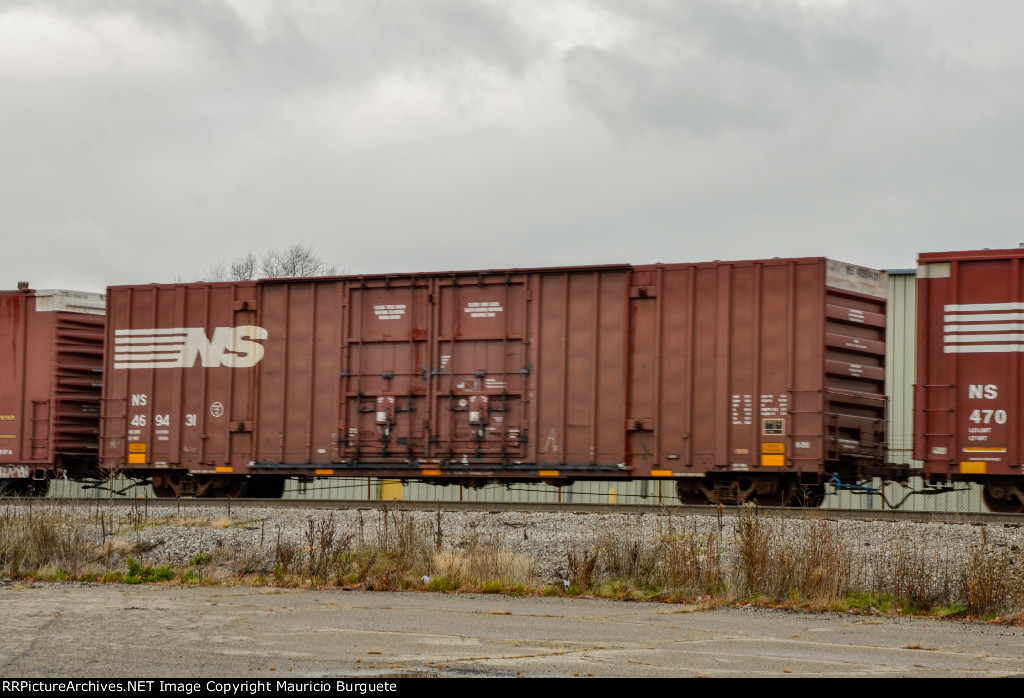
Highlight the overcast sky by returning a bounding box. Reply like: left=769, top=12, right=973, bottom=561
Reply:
left=2, top=0, right=1023, bottom=292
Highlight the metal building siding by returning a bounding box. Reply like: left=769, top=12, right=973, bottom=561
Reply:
left=884, top=270, right=917, bottom=456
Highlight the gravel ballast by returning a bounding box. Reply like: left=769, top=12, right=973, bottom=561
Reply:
left=51, top=502, right=1024, bottom=593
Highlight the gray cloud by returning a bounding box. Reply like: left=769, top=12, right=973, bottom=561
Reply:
left=563, top=1, right=923, bottom=136
left=2, top=1, right=1024, bottom=292
left=3, top=0, right=536, bottom=86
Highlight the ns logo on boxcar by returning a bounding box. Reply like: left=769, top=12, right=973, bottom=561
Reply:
left=113, top=326, right=268, bottom=369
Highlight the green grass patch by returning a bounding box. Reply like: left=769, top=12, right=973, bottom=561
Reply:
left=124, top=557, right=176, bottom=584
left=933, top=600, right=968, bottom=618
left=476, top=579, right=511, bottom=594
left=840, top=592, right=894, bottom=614
left=426, top=576, right=460, bottom=592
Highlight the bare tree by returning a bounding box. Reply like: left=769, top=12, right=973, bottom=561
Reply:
left=198, top=243, right=337, bottom=281
left=230, top=252, right=260, bottom=281
left=260, top=243, right=338, bottom=278
left=201, top=259, right=229, bottom=282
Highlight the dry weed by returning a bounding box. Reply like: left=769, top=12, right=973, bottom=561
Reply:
left=432, top=542, right=535, bottom=588
left=872, top=534, right=952, bottom=612
left=0, top=501, right=99, bottom=578
left=432, top=549, right=467, bottom=580
left=654, top=518, right=725, bottom=597
left=225, top=547, right=272, bottom=577
left=102, top=536, right=134, bottom=557
left=962, top=529, right=1022, bottom=617
left=274, top=530, right=300, bottom=580
left=567, top=546, right=598, bottom=591
left=171, top=516, right=210, bottom=527
left=734, top=508, right=853, bottom=604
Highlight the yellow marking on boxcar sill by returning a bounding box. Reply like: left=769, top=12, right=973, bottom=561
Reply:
left=963, top=447, right=1006, bottom=452
left=538, top=470, right=560, bottom=477
left=127, top=453, right=146, bottom=464
left=960, top=462, right=987, bottom=474
left=761, top=442, right=786, bottom=454
left=215, top=466, right=233, bottom=473
left=651, top=470, right=673, bottom=477
left=314, top=469, right=334, bottom=476
left=761, top=454, right=786, bottom=467
left=128, top=443, right=146, bottom=453
left=420, top=469, right=442, bottom=476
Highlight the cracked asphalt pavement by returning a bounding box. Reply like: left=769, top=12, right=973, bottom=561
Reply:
left=1, top=585, right=1022, bottom=678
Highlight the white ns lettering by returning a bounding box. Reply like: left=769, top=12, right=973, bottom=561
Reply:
left=113, top=326, right=268, bottom=369
left=968, top=384, right=999, bottom=399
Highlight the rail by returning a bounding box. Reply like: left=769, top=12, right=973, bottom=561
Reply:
left=14, top=495, right=1024, bottom=525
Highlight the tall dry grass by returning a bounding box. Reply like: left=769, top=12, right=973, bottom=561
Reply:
left=270, top=509, right=436, bottom=589
left=0, top=500, right=99, bottom=578
left=961, top=529, right=1023, bottom=617
left=583, top=516, right=725, bottom=597
left=432, top=540, right=536, bottom=590
left=735, top=508, right=853, bottom=604
left=0, top=500, right=1021, bottom=620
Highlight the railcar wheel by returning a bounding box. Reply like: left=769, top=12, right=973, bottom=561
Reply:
left=150, top=473, right=214, bottom=498
left=982, top=481, right=1024, bottom=513
left=752, top=477, right=795, bottom=507
left=246, top=476, right=286, bottom=499
left=211, top=476, right=248, bottom=499
left=151, top=484, right=176, bottom=498
left=0, top=478, right=49, bottom=497
left=149, top=474, right=176, bottom=498
left=675, top=480, right=709, bottom=505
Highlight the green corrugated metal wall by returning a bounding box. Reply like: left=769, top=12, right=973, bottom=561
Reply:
left=885, top=270, right=917, bottom=459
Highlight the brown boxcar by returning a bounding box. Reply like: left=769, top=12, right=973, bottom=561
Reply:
left=630, top=258, right=887, bottom=504
left=99, top=257, right=886, bottom=503
left=915, top=248, right=1024, bottom=511
left=0, top=288, right=105, bottom=493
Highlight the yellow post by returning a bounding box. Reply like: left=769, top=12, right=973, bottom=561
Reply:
left=380, top=479, right=403, bottom=501
left=608, top=488, right=618, bottom=505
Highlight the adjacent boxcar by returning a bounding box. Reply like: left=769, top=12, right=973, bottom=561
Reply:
left=633, top=258, right=887, bottom=505
left=916, top=248, right=1024, bottom=511
left=0, top=288, right=105, bottom=493
left=99, top=257, right=886, bottom=503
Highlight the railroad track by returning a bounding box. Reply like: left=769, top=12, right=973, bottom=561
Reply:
left=16, top=496, right=1024, bottom=526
